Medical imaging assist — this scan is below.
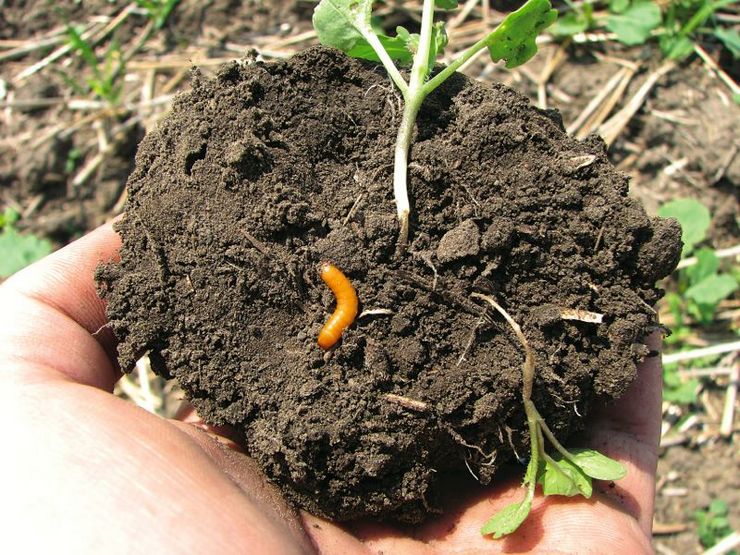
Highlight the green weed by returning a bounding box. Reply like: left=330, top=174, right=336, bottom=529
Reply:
left=65, top=25, right=126, bottom=105
left=694, top=500, right=737, bottom=553
left=657, top=198, right=739, bottom=404
left=552, top=0, right=738, bottom=60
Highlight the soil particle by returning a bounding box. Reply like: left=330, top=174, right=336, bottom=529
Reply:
left=97, top=46, right=681, bottom=523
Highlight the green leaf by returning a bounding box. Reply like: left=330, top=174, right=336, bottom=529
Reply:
left=609, top=0, right=629, bottom=14
left=663, top=368, right=699, bottom=404
left=709, top=500, right=729, bottom=516
left=313, top=0, right=415, bottom=65
left=660, top=35, right=695, bottom=59
left=66, top=25, right=99, bottom=71
left=428, top=22, right=448, bottom=71
left=606, top=0, right=662, bottom=46
left=567, top=448, right=627, bottom=481
left=480, top=499, right=532, bottom=537
left=552, top=12, right=589, bottom=37
left=347, top=33, right=414, bottom=65
left=0, top=207, right=20, bottom=230
left=685, top=273, right=738, bottom=306
left=436, top=0, right=459, bottom=9
left=657, top=198, right=711, bottom=256
left=313, top=0, right=376, bottom=55
left=394, top=23, right=447, bottom=70
left=685, top=248, right=719, bottom=285
left=0, top=228, right=53, bottom=277
left=715, top=27, right=740, bottom=58
left=484, top=0, right=558, bottom=69
left=539, top=457, right=593, bottom=497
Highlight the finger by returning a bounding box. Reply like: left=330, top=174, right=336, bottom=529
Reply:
left=3, top=379, right=314, bottom=554
left=583, top=332, right=663, bottom=533
left=0, top=222, right=121, bottom=390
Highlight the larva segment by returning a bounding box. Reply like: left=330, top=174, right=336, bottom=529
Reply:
left=318, top=263, right=359, bottom=349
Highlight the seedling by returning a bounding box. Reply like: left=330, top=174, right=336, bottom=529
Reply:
left=313, top=0, right=626, bottom=537
left=553, top=0, right=739, bottom=62
left=657, top=199, right=738, bottom=405
left=313, top=0, right=557, bottom=246
left=65, top=25, right=125, bottom=105
left=472, top=295, right=625, bottom=537
left=694, top=500, right=737, bottom=552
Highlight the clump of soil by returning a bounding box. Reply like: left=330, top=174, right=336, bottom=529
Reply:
left=97, top=46, right=681, bottom=523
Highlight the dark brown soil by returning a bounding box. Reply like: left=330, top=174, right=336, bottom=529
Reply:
left=655, top=441, right=740, bottom=554
left=97, top=46, right=681, bottom=522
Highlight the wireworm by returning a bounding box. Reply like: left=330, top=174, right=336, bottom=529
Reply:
left=317, top=262, right=358, bottom=349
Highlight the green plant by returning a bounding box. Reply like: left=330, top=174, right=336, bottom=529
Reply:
left=136, top=0, right=180, bottom=31
left=65, top=25, right=126, bottom=105
left=313, top=0, right=557, bottom=245
left=471, top=295, right=626, bottom=537
left=695, top=500, right=737, bottom=553
left=552, top=0, right=595, bottom=37
left=657, top=198, right=738, bottom=404
left=606, top=0, right=662, bottom=45
left=553, top=0, right=739, bottom=61
left=0, top=208, right=53, bottom=278
left=658, top=199, right=738, bottom=327
left=659, top=0, right=735, bottom=58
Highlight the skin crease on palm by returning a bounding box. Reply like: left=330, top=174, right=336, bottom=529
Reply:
left=0, top=222, right=662, bottom=554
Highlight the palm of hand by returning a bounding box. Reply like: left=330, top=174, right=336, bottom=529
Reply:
left=0, top=224, right=658, bottom=554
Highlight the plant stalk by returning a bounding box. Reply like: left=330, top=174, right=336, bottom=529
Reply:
left=365, top=32, right=409, bottom=95
left=393, top=0, right=436, bottom=247
left=423, top=33, right=491, bottom=96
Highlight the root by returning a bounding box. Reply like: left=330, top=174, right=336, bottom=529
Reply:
left=240, top=229, right=271, bottom=257
left=471, top=293, right=535, bottom=402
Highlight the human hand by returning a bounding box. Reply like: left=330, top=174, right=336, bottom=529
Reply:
left=0, top=223, right=660, bottom=554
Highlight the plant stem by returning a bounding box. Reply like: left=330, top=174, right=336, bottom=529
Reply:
left=393, top=100, right=418, bottom=246
left=365, top=32, right=409, bottom=95
left=532, top=404, right=578, bottom=464
left=423, top=33, right=491, bottom=96
left=393, top=0, right=436, bottom=246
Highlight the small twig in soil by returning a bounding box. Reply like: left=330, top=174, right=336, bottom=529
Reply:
left=702, top=531, right=740, bottom=555
left=358, top=308, right=394, bottom=318
left=598, top=61, right=676, bottom=146
left=412, top=251, right=439, bottom=291
left=663, top=340, right=740, bottom=365
left=383, top=393, right=429, bottom=412
left=719, top=361, right=738, bottom=438
left=676, top=243, right=740, bottom=270
left=457, top=316, right=486, bottom=366
left=694, top=44, right=740, bottom=97
left=652, top=521, right=689, bottom=535
left=560, top=308, right=604, bottom=324
left=239, top=229, right=271, bottom=257
left=342, top=193, right=364, bottom=226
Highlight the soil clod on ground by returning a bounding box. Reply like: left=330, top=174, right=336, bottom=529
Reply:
left=97, top=46, right=682, bottom=522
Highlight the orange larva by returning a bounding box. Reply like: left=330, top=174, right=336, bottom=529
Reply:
left=317, top=262, right=359, bottom=350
